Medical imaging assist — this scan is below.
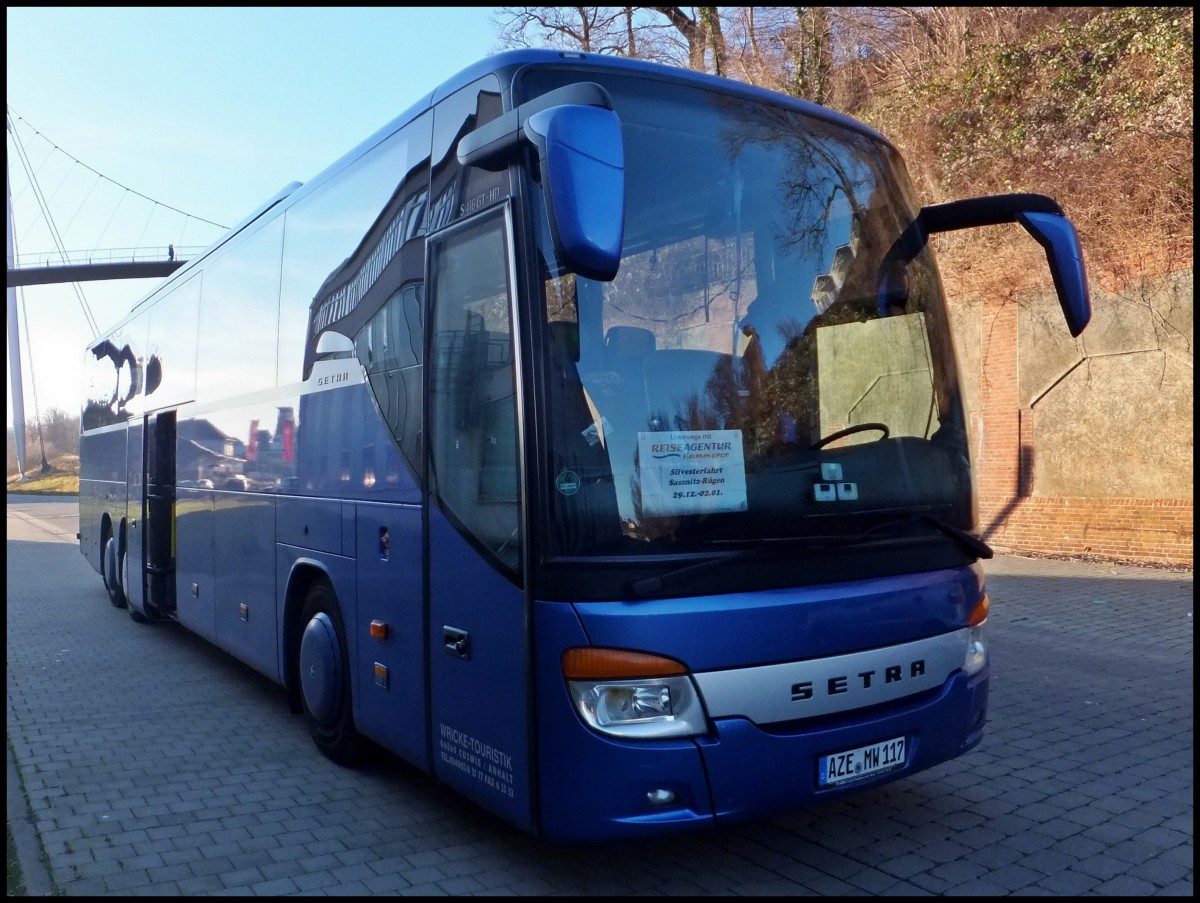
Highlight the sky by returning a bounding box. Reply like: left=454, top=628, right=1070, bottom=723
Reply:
left=6, top=6, right=505, bottom=431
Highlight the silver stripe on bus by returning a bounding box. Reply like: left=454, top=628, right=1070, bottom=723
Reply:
left=182, top=361, right=366, bottom=418
left=80, top=359, right=370, bottom=430
left=692, top=629, right=969, bottom=724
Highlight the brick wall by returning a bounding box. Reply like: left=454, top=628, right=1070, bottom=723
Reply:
left=972, top=286, right=1193, bottom=568
left=980, top=495, right=1194, bottom=567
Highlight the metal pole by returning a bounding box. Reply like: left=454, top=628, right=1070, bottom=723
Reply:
left=7, top=113, right=30, bottom=481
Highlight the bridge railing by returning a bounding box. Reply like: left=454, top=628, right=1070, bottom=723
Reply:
left=9, top=246, right=209, bottom=268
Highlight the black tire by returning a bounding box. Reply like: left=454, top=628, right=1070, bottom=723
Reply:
left=297, top=582, right=360, bottom=765
left=121, top=539, right=152, bottom=623
left=103, top=534, right=127, bottom=609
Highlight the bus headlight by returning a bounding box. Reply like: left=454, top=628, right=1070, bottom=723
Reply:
left=562, top=648, right=708, bottom=739
left=963, top=595, right=989, bottom=677
left=963, top=625, right=988, bottom=676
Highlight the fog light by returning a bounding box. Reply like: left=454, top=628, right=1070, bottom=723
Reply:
left=647, top=788, right=676, bottom=807
left=963, top=622, right=988, bottom=676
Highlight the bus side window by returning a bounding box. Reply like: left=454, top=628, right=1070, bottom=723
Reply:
left=358, top=282, right=425, bottom=472
left=428, top=212, right=521, bottom=574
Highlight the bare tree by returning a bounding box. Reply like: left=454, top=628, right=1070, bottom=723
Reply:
left=38, top=407, right=81, bottom=458
left=494, top=6, right=738, bottom=73
left=788, top=7, right=834, bottom=103
left=828, top=7, right=1073, bottom=94
left=721, top=7, right=798, bottom=92
left=647, top=6, right=730, bottom=73
left=493, top=6, right=633, bottom=54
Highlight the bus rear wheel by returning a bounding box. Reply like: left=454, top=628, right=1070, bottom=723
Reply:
left=297, top=582, right=360, bottom=766
left=103, top=535, right=127, bottom=609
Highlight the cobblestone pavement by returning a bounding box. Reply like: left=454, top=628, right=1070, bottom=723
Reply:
left=7, top=495, right=1193, bottom=895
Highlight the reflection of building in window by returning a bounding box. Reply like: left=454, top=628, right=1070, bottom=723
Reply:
left=178, top=419, right=245, bottom=485
left=357, top=283, right=424, bottom=474
left=246, top=420, right=262, bottom=462
left=272, top=407, right=295, bottom=462
left=240, top=407, right=299, bottom=491
left=304, top=178, right=432, bottom=382
left=429, top=214, right=520, bottom=571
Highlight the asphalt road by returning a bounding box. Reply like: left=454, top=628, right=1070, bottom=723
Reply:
left=7, top=494, right=1193, bottom=895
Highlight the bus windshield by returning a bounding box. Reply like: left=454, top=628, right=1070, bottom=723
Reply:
left=531, top=73, right=974, bottom=560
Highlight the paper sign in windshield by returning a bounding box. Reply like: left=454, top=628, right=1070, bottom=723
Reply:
left=638, top=430, right=748, bottom=517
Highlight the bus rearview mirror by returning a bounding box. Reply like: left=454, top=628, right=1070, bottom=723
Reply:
left=315, top=330, right=355, bottom=356
left=919, top=193, right=1091, bottom=337
left=524, top=104, right=625, bottom=282
left=1014, top=211, right=1090, bottom=337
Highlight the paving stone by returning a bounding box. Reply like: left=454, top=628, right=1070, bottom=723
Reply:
left=7, top=506, right=1193, bottom=897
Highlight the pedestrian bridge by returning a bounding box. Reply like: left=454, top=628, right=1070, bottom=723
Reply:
left=6, top=246, right=201, bottom=287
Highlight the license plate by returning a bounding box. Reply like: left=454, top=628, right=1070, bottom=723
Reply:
left=818, top=736, right=905, bottom=787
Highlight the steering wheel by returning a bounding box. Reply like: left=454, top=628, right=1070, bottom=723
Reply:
left=811, top=422, right=890, bottom=450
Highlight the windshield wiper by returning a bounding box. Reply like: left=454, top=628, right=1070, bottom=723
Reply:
left=868, top=515, right=993, bottom=559
left=626, top=519, right=991, bottom=598
left=627, top=550, right=753, bottom=598
left=627, top=534, right=890, bottom=598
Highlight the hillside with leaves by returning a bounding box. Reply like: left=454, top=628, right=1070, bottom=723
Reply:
left=854, top=6, right=1192, bottom=287
left=496, top=6, right=1193, bottom=286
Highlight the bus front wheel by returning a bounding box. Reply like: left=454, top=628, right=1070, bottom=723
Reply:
left=297, top=582, right=360, bottom=766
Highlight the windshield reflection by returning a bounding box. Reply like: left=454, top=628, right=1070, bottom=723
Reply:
left=535, top=75, right=971, bottom=557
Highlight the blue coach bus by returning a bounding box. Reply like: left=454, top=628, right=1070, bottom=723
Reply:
left=79, top=49, right=1090, bottom=841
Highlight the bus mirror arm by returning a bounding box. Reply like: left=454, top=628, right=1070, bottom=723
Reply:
left=457, top=82, right=614, bottom=171
left=457, top=82, right=625, bottom=282
left=917, top=193, right=1092, bottom=337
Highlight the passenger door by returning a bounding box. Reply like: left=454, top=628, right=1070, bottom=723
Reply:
left=425, top=207, right=533, bottom=831
left=143, top=410, right=176, bottom=616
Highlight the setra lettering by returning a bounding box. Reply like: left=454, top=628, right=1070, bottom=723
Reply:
left=791, top=659, right=927, bottom=702
left=317, top=370, right=350, bottom=387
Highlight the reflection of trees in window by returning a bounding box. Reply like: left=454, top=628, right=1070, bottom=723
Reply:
left=83, top=339, right=142, bottom=429
left=145, top=355, right=163, bottom=395
left=750, top=295, right=874, bottom=454
left=718, top=102, right=885, bottom=263
left=602, top=236, right=749, bottom=354
left=429, top=215, right=521, bottom=573
left=545, top=273, right=577, bottom=324
left=703, top=105, right=942, bottom=456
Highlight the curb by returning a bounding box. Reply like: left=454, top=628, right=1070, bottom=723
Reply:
left=7, top=742, right=55, bottom=896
